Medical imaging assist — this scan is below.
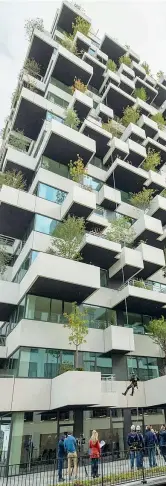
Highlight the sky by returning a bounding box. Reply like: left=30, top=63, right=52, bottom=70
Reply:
left=0, top=0, right=166, bottom=132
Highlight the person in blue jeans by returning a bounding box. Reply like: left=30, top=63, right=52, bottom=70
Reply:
left=127, top=425, right=139, bottom=469
left=58, top=436, right=65, bottom=482
left=159, top=425, right=166, bottom=462
left=145, top=426, right=157, bottom=467
left=135, top=425, right=144, bottom=469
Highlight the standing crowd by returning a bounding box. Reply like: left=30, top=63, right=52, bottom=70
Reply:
left=127, top=424, right=166, bottom=469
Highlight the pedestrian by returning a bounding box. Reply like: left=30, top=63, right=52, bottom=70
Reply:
left=122, top=373, right=139, bottom=396
left=58, top=436, right=65, bottom=482
left=64, top=432, right=77, bottom=479
left=127, top=425, right=139, bottom=469
left=159, top=425, right=166, bottom=462
left=145, top=425, right=157, bottom=468
left=89, top=430, right=100, bottom=478
left=135, top=425, right=144, bottom=469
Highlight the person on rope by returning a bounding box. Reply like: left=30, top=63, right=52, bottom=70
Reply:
left=122, top=372, right=139, bottom=396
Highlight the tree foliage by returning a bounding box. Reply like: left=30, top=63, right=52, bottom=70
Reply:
left=157, top=71, right=164, bottom=81
left=24, top=58, right=41, bottom=78
left=133, top=87, right=147, bottom=102
left=8, top=130, right=29, bottom=152
left=142, top=149, right=161, bottom=172
left=107, top=59, right=117, bottom=72
left=102, top=119, right=122, bottom=138
left=148, top=316, right=166, bottom=362
left=61, top=35, right=78, bottom=55
left=64, top=302, right=88, bottom=368
left=129, top=188, right=155, bottom=211
left=0, top=170, right=26, bottom=190
left=151, top=112, right=166, bottom=130
left=69, top=155, right=86, bottom=183
left=105, top=216, right=135, bottom=246
left=119, top=55, right=131, bottom=67
left=121, top=106, right=140, bottom=127
left=72, top=16, right=90, bottom=38
left=0, top=241, right=10, bottom=276
left=141, top=61, right=151, bottom=75
left=48, top=215, right=85, bottom=260
left=24, top=18, right=44, bottom=41
left=71, top=77, right=87, bottom=94
left=64, top=109, right=80, bottom=129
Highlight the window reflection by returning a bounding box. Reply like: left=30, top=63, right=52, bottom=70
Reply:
left=37, top=182, right=67, bottom=205
left=34, top=214, right=58, bottom=235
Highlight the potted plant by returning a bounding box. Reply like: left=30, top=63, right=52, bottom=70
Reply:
left=119, top=55, right=131, bottom=67
left=69, top=155, right=87, bottom=184
left=121, top=106, right=140, bottom=127
left=71, top=77, right=87, bottom=94
left=133, top=87, right=147, bottom=102
left=64, top=108, right=80, bottom=129
left=47, top=215, right=85, bottom=261
left=142, top=149, right=161, bottom=172
left=107, top=59, right=117, bottom=72
left=129, top=188, right=155, bottom=211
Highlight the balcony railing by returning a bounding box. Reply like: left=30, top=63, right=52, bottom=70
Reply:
left=121, top=279, right=166, bottom=294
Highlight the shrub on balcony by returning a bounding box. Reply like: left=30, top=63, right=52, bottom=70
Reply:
left=8, top=129, right=29, bottom=152
left=133, top=87, right=147, bottom=102
left=142, top=149, right=161, bottom=172
left=157, top=70, right=164, bottom=81
left=107, top=59, right=117, bottom=72
left=141, top=61, right=151, bottom=75
left=72, top=16, right=91, bottom=38
left=151, top=112, right=166, bottom=130
left=61, top=35, right=78, bottom=55
left=24, top=58, right=41, bottom=78
left=121, top=106, right=140, bottom=127
left=64, top=302, right=88, bottom=368
left=71, top=77, right=87, bottom=94
left=130, top=187, right=155, bottom=211
left=133, top=279, right=146, bottom=289
left=119, top=55, right=131, bottom=67
left=64, top=108, right=80, bottom=129
left=48, top=215, right=85, bottom=261
left=69, top=155, right=87, bottom=183
left=102, top=119, right=122, bottom=138
left=105, top=216, right=135, bottom=247
left=147, top=316, right=166, bottom=369
left=0, top=241, right=10, bottom=276
left=24, top=17, right=44, bottom=41
left=0, top=170, right=26, bottom=190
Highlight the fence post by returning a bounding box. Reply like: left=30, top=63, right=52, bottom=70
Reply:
left=141, top=463, right=147, bottom=484
left=101, top=454, right=104, bottom=486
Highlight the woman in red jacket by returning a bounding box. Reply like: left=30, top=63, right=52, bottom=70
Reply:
left=89, top=430, right=100, bottom=478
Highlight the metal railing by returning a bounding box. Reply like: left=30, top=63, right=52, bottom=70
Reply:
left=120, top=279, right=166, bottom=294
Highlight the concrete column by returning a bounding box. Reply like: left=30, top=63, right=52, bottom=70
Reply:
left=112, top=354, right=128, bottom=381
left=123, top=409, right=131, bottom=451
left=73, top=409, right=83, bottom=438
left=9, top=412, right=24, bottom=474
left=32, top=413, right=41, bottom=458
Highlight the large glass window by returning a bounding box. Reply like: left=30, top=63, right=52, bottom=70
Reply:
left=25, top=296, right=73, bottom=324
left=36, top=182, right=67, bottom=205
left=124, top=312, right=151, bottom=335
left=13, top=251, right=38, bottom=283
left=34, top=214, right=58, bottom=235
left=127, top=356, right=159, bottom=381
left=83, top=352, right=112, bottom=374
left=83, top=305, right=116, bottom=329
left=47, top=91, right=69, bottom=109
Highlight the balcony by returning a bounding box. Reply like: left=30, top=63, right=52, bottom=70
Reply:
left=144, top=170, right=166, bottom=192
left=155, top=82, right=166, bottom=108
left=103, top=138, right=129, bottom=166
left=154, top=129, right=166, bottom=146
left=27, top=29, right=55, bottom=77
left=61, top=185, right=96, bottom=219
left=51, top=1, right=91, bottom=37
left=100, top=70, right=119, bottom=93
left=134, top=98, right=157, bottom=117
left=80, top=233, right=121, bottom=269
left=132, top=213, right=163, bottom=246
left=80, top=117, right=111, bottom=158
left=97, top=185, right=121, bottom=210
left=52, top=44, right=93, bottom=87
left=106, top=158, right=148, bottom=192
left=3, top=146, right=36, bottom=185
left=118, top=63, right=135, bottom=81
left=0, top=281, right=19, bottom=320
left=83, top=52, right=106, bottom=90
left=109, top=247, right=144, bottom=282
left=99, top=34, right=126, bottom=63
left=119, top=73, right=135, bottom=95
left=102, top=83, right=134, bottom=117
left=95, top=103, right=113, bottom=123
left=121, top=123, right=146, bottom=145
left=148, top=194, right=166, bottom=225
left=135, top=243, right=165, bottom=279
left=104, top=325, right=134, bottom=353
left=131, top=61, right=146, bottom=80
left=137, top=114, right=158, bottom=138
left=68, top=89, right=93, bottom=120
left=110, top=279, right=166, bottom=315
left=134, top=77, right=157, bottom=103
left=143, top=137, right=166, bottom=168
left=126, top=139, right=146, bottom=167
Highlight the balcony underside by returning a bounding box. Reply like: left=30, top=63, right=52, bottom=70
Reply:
left=134, top=229, right=161, bottom=247
left=0, top=203, right=33, bottom=239
left=0, top=303, right=16, bottom=321
left=52, top=54, right=91, bottom=86
left=81, top=243, right=118, bottom=269
left=63, top=201, right=93, bottom=219
left=106, top=164, right=147, bottom=192
left=72, top=99, right=91, bottom=121
left=5, top=160, right=34, bottom=185
left=28, top=35, right=53, bottom=76
left=112, top=294, right=165, bottom=315
left=138, top=261, right=163, bottom=280
left=14, top=98, right=45, bottom=140
left=110, top=264, right=142, bottom=282
left=44, top=132, right=93, bottom=165
left=149, top=207, right=166, bottom=226
left=28, top=276, right=95, bottom=303
left=84, top=57, right=105, bottom=90
left=81, top=125, right=110, bottom=158
left=100, top=36, right=125, bottom=63
left=144, top=139, right=166, bottom=168
left=103, top=84, right=134, bottom=117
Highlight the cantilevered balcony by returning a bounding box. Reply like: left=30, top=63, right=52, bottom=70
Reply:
left=137, top=114, right=158, bottom=139
left=106, top=159, right=148, bottom=192
left=121, top=123, right=146, bottom=145
left=26, top=29, right=55, bottom=77
left=97, top=185, right=121, bottom=210
left=109, top=247, right=144, bottom=282
left=95, top=103, right=113, bottom=123
left=51, top=1, right=91, bottom=37
left=134, top=98, right=157, bottom=117
left=52, top=44, right=93, bottom=87
left=104, top=325, right=134, bottom=353
left=80, top=117, right=111, bottom=158
left=0, top=281, right=19, bottom=320
left=102, top=83, right=134, bottom=117
left=144, top=170, right=166, bottom=192
left=2, top=147, right=36, bottom=185
left=61, top=185, right=96, bottom=218
left=118, top=63, right=135, bottom=81
left=131, top=61, right=146, bottom=80
left=110, top=280, right=166, bottom=315
left=103, top=138, right=129, bottom=166
left=148, top=194, right=166, bottom=225
left=83, top=52, right=106, bottom=90
left=154, top=82, right=166, bottom=108
left=19, top=253, right=100, bottom=303
left=100, top=70, right=119, bottom=94
left=132, top=214, right=163, bottom=246
left=135, top=243, right=165, bottom=279
left=143, top=137, right=166, bottom=168
left=80, top=233, right=121, bottom=269
left=119, top=74, right=135, bottom=95
left=68, top=89, right=93, bottom=121
left=154, top=129, right=166, bottom=146
left=126, top=139, right=146, bottom=167
left=99, top=34, right=126, bottom=63
left=134, top=77, right=157, bottom=103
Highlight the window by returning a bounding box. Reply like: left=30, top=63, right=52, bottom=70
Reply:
left=83, top=353, right=112, bottom=374
left=46, top=112, right=64, bottom=123
left=127, top=356, right=159, bottom=381
left=37, top=182, right=67, bottom=205
left=34, top=214, right=58, bottom=235
left=123, top=312, right=151, bottom=335
left=47, top=92, right=69, bottom=109
left=83, top=305, right=117, bottom=329
left=13, top=251, right=38, bottom=283
left=25, top=295, right=50, bottom=321
left=100, top=269, right=108, bottom=287
left=82, top=175, right=102, bottom=191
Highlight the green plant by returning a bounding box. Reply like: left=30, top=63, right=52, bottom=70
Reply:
left=8, top=130, right=29, bottom=152
left=142, top=148, right=161, bottom=172
left=141, top=62, right=150, bottom=74
left=59, top=362, right=74, bottom=374
left=119, top=55, right=131, bottom=67
left=121, top=106, right=140, bottom=127
left=72, top=16, right=90, bottom=38
left=107, top=59, right=117, bottom=72
left=48, top=215, right=85, bottom=261
left=147, top=316, right=166, bottom=366
left=0, top=241, right=10, bottom=276
left=69, top=155, right=86, bottom=183
left=129, top=188, right=155, bottom=211
left=11, top=85, right=21, bottom=109
left=71, top=77, right=87, bottom=94
left=24, top=58, right=41, bottom=78
left=61, top=35, right=78, bottom=55
left=24, top=18, right=44, bottom=41
left=64, top=302, right=88, bottom=368
left=64, top=108, right=80, bottom=129
left=102, top=119, right=121, bottom=138
left=151, top=112, right=166, bottom=130
left=133, top=279, right=146, bottom=289
left=157, top=70, right=164, bottom=81
left=105, top=216, right=135, bottom=247
left=0, top=170, right=26, bottom=190
left=133, top=87, right=147, bottom=102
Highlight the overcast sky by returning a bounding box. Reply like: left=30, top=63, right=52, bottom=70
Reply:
left=0, top=0, right=166, bottom=132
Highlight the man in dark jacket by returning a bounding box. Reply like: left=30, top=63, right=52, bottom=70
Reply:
left=145, top=426, right=157, bottom=467
left=159, top=425, right=166, bottom=462
left=127, top=425, right=139, bottom=469
left=58, top=436, right=65, bottom=481
left=122, top=373, right=139, bottom=396
left=135, top=425, right=144, bottom=469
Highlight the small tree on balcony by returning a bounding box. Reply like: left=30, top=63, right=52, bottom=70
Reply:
left=147, top=316, right=166, bottom=371
left=64, top=302, right=88, bottom=368
left=71, top=77, right=87, bottom=94
left=8, top=129, right=29, bottom=152
left=133, top=87, right=147, bottom=102
left=142, top=149, right=161, bottom=172
left=24, top=58, right=41, bottom=78
left=121, top=106, right=140, bottom=127
left=105, top=216, right=135, bottom=247
left=0, top=241, right=10, bottom=276
left=151, top=112, right=166, bottom=130
left=130, top=187, right=155, bottom=211
left=157, top=70, right=164, bottom=81
left=64, top=108, right=80, bottom=129
left=102, top=119, right=122, bottom=138
left=48, top=215, right=85, bottom=261
left=119, top=55, right=131, bottom=67
left=0, top=171, right=26, bottom=190
left=141, top=61, right=151, bottom=75
left=69, top=155, right=87, bottom=183
left=24, top=17, right=44, bottom=41
left=107, top=59, right=117, bottom=72
left=61, top=35, right=78, bottom=55
left=72, top=16, right=91, bottom=38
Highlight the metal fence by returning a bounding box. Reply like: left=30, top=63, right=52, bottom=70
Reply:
left=1, top=449, right=166, bottom=486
